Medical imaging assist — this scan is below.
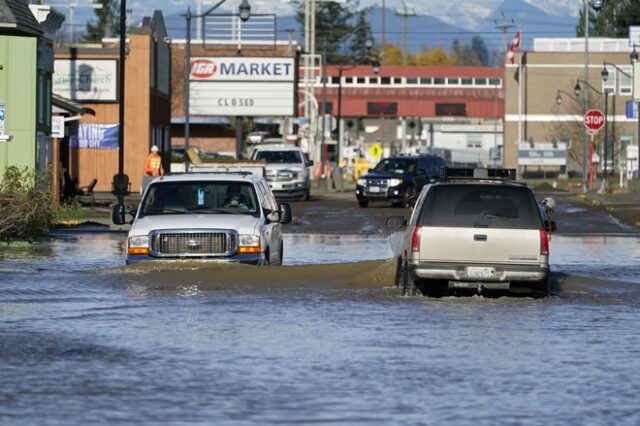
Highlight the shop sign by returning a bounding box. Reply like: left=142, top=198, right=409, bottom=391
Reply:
left=51, top=116, right=65, bottom=138
left=53, top=59, right=117, bottom=102
left=189, top=57, right=296, bottom=117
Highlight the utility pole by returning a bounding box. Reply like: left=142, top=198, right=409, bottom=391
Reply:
left=395, top=0, right=416, bottom=66
left=382, top=0, right=385, bottom=47
left=493, top=10, right=517, bottom=51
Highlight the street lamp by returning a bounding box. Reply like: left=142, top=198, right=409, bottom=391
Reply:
left=183, top=0, right=251, bottom=170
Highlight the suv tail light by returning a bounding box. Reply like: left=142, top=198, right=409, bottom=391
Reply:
left=411, top=226, right=422, bottom=252
left=539, top=229, right=549, bottom=255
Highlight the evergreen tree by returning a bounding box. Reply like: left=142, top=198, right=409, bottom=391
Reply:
left=576, top=0, right=640, bottom=38
left=84, top=0, right=120, bottom=42
left=291, top=0, right=373, bottom=64
left=471, top=36, right=490, bottom=66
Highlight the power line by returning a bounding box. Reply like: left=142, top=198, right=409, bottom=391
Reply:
left=493, top=9, right=517, bottom=51
left=394, top=0, right=417, bottom=66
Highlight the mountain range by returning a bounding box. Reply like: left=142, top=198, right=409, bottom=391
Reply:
left=56, top=0, right=580, bottom=54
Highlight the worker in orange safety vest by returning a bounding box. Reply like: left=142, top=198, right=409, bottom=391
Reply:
left=144, top=145, right=164, bottom=177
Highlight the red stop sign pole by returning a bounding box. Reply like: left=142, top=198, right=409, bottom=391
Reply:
left=584, top=109, right=605, bottom=190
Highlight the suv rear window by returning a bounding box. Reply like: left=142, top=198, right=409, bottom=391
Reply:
left=418, top=184, right=542, bottom=229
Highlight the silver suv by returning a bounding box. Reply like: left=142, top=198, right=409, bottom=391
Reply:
left=112, top=172, right=291, bottom=265
left=389, top=168, right=556, bottom=297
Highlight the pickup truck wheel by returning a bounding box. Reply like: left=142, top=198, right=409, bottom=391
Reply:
left=260, top=249, right=270, bottom=266
left=358, top=200, right=369, bottom=208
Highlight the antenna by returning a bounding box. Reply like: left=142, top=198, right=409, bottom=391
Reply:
left=395, top=0, right=417, bottom=65
left=494, top=10, right=517, bottom=52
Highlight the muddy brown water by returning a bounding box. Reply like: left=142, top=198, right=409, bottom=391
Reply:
left=2, top=198, right=640, bottom=425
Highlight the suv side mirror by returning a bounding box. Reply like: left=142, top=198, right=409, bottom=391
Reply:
left=408, top=195, right=418, bottom=208
left=279, top=203, right=292, bottom=224
left=306, top=159, right=314, bottom=167
left=386, top=216, right=407, bottom=229
left=545, top=220, right=557, bottom=233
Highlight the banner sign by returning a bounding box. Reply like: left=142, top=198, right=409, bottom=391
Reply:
left=53, top=59, right=117, bottom=102
left=51, top=116, right=65, bottom=138
left=70, top=124, right=119, bottom=149
left=518, top=142, right=568, bottom=166
left=189, top=57, right=296, bottom=117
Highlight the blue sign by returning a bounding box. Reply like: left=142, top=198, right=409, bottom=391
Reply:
left=70, top=124, right=119, bottom=149
left=626, top=100, right=638, bottom=119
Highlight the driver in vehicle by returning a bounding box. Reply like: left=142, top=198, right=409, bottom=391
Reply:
left=224, top=185, right=249, bottom=209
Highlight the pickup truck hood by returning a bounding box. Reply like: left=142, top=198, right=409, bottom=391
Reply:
left=129, top=214, right=260, bottom=236
left=266, top=163, right=306, bottom=172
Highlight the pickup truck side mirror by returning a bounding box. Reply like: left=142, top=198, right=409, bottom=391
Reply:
left=279, top=203, right=292, bottom=224
left=112, top=204, right=126, bottom=225
left=112, top=204, right=136, bottom=225
left=306, top=159, right=314, bottom=167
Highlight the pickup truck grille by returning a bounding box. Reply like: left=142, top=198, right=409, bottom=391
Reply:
left=150, top=231, right=237, bottom=257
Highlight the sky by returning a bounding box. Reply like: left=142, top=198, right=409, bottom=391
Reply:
left=44, top=0, right=584, bottom=24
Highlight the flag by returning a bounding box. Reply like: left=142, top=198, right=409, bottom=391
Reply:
left=506, top=31, right=521, bottom=64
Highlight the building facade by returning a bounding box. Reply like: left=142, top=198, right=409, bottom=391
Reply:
left=504, top=38, right=638, bottom=182
left=53, top=11, right=171, bottom=193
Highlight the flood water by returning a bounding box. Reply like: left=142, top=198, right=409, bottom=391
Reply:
left=2, top=231, right=640, bottom=425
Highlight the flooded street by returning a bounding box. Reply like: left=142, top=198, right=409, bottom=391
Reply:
left=2, top=219, right=640, bottom=424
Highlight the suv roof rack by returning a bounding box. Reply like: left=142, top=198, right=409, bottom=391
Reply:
left=439, top=167, right=517, bottom=181
left=162, top=171, right=255, bottom=178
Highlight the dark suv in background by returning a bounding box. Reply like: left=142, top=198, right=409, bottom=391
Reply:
left=356, top=154, right=446, bottom=207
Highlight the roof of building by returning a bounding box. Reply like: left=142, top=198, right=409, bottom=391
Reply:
left=52, top=93, right=96, bottom=116
left=0, top=0, right=43, bottom=37
left=326, top=65, right=504, bottom=78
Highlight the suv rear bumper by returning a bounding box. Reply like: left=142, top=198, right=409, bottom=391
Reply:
left=409, top=261, right=548, bottom=283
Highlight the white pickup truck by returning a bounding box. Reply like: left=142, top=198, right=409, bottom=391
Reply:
left=112, top=172, right=292, bottom=265
left=250, top=145, right=313, bottom=201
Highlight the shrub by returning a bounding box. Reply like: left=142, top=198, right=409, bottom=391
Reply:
left=0, top=166, right=53, bottom=242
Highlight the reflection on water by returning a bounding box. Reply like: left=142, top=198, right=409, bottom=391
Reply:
left=1, top=233, right=640, bottom=425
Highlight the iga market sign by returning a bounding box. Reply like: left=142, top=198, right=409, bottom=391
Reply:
left=53, top=59, right=117, bottom=102
left=70, top=124, right=119, bottom=149
left=189, top=57, right=296, bottom=117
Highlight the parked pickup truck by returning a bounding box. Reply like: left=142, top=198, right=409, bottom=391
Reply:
left=112, top=171, right=292, bottom=265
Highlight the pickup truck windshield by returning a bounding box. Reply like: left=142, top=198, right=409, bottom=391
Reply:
left=255, top=150, right=302, bottom=164
left=373, top=158, right=416, bottom=175
left=140, top=181, right=259, bottom=217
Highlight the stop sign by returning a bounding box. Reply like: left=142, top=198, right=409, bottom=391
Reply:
left=584, top=109, right=605, bottom=133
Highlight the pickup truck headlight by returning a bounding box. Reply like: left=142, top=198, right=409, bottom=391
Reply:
left=128, top=235, right=149, bottom=255
left=388, top=178, right=404, bottom=187
left=238, top=234, right=261, bottom=254
left=357, top=178, right=366, bottom=186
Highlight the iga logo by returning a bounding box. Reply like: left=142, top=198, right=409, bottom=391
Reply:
left=190, top=59, right=217, bottom=78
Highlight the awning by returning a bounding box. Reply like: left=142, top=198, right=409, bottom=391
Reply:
left=52, top=93, right=95, bottom=116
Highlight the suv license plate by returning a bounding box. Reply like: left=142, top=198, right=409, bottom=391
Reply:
left=368, top=186, right=380, bottom=193
left=465, top=267, right=494, bottom=279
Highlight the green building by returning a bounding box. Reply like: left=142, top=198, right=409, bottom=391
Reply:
left=0, top=0, right=53, bottom=177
